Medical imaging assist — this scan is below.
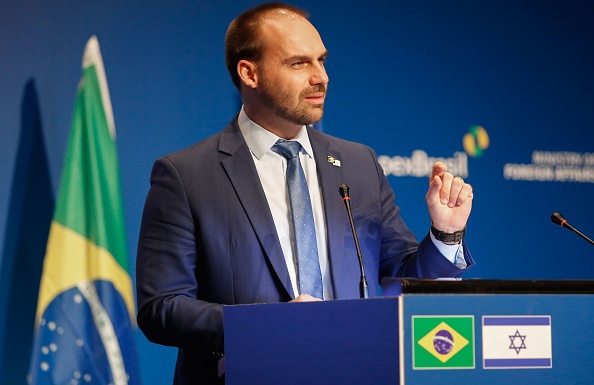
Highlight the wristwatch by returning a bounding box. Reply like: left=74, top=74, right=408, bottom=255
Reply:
left=431, top=225, right=466, bottom=245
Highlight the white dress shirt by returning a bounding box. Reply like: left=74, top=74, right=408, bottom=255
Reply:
left=238, top=108, right=333, bottom=299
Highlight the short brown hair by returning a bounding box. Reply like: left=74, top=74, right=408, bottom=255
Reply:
left=225, top=2, right=309, bottom=91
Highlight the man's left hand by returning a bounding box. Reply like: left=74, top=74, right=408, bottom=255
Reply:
left=425, top=162, right=473, bottom=233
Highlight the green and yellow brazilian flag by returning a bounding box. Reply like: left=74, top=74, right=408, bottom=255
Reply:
left=413, top=316, right=475, bottom=369
left=28, top=36, right=140, bottom=385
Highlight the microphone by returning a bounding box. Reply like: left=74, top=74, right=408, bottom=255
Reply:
left=551, top=212, right=594, bottom=246
left=338, top=184, right=369, bottom=299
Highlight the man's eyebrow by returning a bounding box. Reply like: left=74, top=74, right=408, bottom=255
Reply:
left=285, top=51, right=329, bottom=63
left=286, top=55, right=311, bottom=62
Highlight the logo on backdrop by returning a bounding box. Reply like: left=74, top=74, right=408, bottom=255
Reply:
left=463, top=125, right=490, bottom=158
left=504, top=151, right=594, bottom=183
left=378, top=150, right=468, bottom=178
left=378, top=125, right=488, bottom=178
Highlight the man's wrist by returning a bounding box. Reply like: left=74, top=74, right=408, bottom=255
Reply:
left=430, top=224, right=466, bottom=245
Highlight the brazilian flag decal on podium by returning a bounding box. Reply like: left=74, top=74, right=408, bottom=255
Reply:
left=28, top=36, right=140, bottom=385
left=412, top=316, right=475, bottom=369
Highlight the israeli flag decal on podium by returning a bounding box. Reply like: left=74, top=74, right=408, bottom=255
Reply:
left=482, top=316, right=552, bottom=369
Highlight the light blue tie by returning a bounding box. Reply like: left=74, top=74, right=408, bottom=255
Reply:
left=272, top=140, right=323, bottom=299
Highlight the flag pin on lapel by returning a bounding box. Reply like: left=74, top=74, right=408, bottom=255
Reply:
left=328, top=156, right=341, bottom=167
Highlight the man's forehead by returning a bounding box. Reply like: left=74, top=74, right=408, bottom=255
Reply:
left=259, top=14, right=324, bottom=54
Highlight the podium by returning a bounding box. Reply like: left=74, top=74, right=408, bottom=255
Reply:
left=224, top=279, right=594, bottom=384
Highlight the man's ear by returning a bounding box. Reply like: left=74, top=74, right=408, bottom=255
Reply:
left=238, top=59, right=258, bottom=89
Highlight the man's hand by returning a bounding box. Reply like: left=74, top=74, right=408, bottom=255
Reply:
left=290, top=294, right=323, bottom=302
left=426, top=162, right=473, bottom=233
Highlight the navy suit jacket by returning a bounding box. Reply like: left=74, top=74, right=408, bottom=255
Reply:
left=136, top=117, right=474, bottom=384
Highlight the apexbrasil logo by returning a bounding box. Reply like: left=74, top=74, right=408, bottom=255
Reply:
left=413, top=316, right=475, bottom=369
left=378, top=151, right=468, bottom=178
left=378, top=125, right=488, bottom=178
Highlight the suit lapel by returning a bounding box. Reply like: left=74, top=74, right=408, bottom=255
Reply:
left=219, top=119, right=294, bottom=298
left=308, top=128, right=360, bottom=299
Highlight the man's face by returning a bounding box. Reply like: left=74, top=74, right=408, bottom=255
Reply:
left=255, top=15, right=329, bottom=126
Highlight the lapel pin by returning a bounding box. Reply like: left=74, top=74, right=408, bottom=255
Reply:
left=327, top=156, right=341, bottom=167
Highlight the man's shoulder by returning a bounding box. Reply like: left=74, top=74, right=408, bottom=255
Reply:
left=168, top=132, right=221, bottom=160
left=161, top=117, right=240, bottom=163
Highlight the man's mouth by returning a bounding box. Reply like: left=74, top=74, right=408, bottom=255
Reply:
left=304, top=90, right=326, bottom=104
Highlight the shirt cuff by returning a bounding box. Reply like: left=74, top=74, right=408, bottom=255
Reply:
left=429, top=231, right=467, bottom=269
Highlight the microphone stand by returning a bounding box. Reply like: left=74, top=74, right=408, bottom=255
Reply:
left=551, top=212, right=594, bottom=246
left=339, top=184, right=369, bottom=299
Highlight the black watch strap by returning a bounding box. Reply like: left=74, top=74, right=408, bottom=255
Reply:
left=431, top=225, right=466, bottom=245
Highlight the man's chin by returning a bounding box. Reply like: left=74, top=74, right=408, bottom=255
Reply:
left=278, top=107, right=324, bottom=126
left=308, top=106, right=324, bottom=124
left=310, top=115, right=323, bottom=125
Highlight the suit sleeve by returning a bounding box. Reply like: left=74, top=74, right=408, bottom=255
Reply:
left=136, top=157, right=224, bottom=354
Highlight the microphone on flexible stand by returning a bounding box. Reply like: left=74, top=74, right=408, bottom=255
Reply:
left=551, top=212, right=594, bottom=246
left=338, top=184, right=369, bottom=299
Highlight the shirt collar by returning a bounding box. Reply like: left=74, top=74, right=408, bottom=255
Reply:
left=238, top=106, right=315, bottom=160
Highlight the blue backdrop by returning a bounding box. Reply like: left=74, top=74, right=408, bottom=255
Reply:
left=1, top=1, right=593, bottom=384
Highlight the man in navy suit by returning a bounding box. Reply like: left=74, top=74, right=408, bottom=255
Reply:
left=136, top=2, right=475, bottom=384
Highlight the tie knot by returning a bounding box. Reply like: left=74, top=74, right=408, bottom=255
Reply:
left=272, top=140, right=302, bottom=160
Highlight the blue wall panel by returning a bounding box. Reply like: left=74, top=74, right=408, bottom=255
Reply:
left=1, top=1, right=593, bottom=383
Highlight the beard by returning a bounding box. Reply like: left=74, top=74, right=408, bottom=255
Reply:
left=258, top=78, right=326, bottom=126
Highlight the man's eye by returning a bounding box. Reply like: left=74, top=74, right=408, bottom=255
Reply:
left=292, top=61, right=305, bottom=68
